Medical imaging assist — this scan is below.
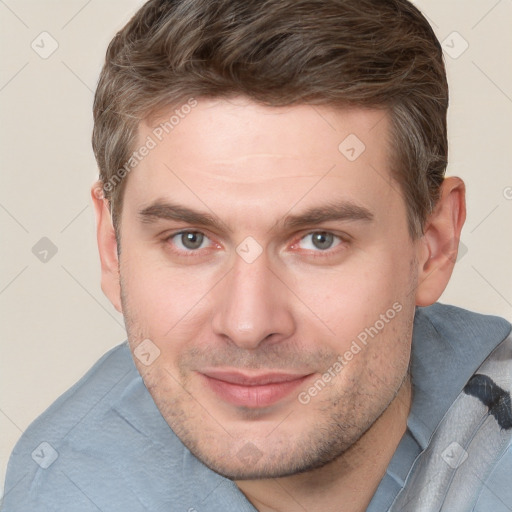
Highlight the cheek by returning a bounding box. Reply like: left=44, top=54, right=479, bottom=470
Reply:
left=121, top=228, right=415, bottom=353
left=292, top=246, right=414, bottom=349
left=120, top=249, right=224, bottom=350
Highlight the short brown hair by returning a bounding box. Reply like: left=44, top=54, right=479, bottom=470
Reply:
left=92, top=0, right=448, bottom=241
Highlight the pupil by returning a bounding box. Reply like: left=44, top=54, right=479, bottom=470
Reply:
left=182, top=232, right=203, bottom=249
left=312, top=232, right=333, bottom=250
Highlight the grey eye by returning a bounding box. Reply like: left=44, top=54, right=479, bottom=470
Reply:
left=310, top=232, right=335, bottom=250
left=177, top=231, right=205, bottom=250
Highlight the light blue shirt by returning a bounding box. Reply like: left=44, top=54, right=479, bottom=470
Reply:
left=2, top=303, right=511, bottom=511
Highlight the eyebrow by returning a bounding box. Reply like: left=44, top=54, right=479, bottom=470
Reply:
left=137, top=199, right=374, bottom=232
left=280, top=201, right=374, bottom=230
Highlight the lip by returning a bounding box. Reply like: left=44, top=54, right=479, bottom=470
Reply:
left=200, top=370, right=313, bottom=408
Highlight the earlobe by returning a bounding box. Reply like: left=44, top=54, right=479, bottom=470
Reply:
left=415, top=177, right=466, bottom=307
left=90, top=181, right=123, bottom=313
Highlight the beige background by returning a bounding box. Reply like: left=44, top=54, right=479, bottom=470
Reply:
left=1, top=0, right=511, bottom=498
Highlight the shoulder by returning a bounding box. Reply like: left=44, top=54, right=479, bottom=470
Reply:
left=10, top=341, right=136, bottom=451
left=415, top=302, right=511, bottom=341
left=475, top=439, right=512, bottom=511
left=1, top=342, right=142, bottom=510
left=409, top=302, right=511, bottom=436
left=1, top=342, right=237, bottom=511
left=412, top=302, right=511, bottom=373
left=392, top=304, right=512, bottom=511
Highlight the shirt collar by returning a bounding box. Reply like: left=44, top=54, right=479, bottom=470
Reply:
left=407, top=303, right=511, bottom=451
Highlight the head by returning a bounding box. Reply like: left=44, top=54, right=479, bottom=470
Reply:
left=91, top=0, right=465, bottom=479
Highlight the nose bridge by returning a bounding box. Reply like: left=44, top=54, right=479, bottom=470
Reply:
left=211, top=251, right=294, bottom=349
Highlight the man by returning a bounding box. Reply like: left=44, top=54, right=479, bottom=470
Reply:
left=3, top=0, right=511, bottom=510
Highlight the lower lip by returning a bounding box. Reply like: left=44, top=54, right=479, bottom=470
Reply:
left=201, top=374, right=312, bottom=408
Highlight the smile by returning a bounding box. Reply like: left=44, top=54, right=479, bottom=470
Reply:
left=199, top=370, right=313, bottom=408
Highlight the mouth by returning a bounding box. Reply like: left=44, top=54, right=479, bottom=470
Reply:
left=199, top=370, right=314, bottom=408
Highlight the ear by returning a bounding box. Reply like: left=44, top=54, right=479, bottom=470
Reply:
left=91, top=181, right=122, bottom=313
left=415, top=176, right=466, bottom=307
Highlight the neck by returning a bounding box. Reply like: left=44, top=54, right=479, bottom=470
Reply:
left=236, top=374, right=412, bottom=512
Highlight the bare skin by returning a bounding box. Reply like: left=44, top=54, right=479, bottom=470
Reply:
left=240, top=374, right=412, bottom=512
left=92, top=96, right=465, bottom=511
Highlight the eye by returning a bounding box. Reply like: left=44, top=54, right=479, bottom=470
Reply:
left=170, top=231, right=212, bottom=251
left=296, top=231, right=342, bottom=251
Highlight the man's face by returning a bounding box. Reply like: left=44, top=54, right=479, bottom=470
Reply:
left=117, top=97, right=418, bottom=479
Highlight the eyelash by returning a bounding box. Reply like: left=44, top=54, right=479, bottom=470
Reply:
left=162, top=231, right=217, bottom=257
left=162, top=230, right=349, bottom=258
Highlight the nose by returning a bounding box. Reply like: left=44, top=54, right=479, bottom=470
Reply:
left=211, top=250, right=295, bottom=350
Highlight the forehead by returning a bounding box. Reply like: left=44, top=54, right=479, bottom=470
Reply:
left=122, top=97, right=405, bottom=232
left=142, top=97, right=389, bottom=170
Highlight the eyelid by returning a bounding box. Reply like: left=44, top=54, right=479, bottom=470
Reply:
left=163, top=229, right=220, bottom=256
left=162, top=228, right=350, bottom=257
left=290, top=231, right=344, bottom=251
